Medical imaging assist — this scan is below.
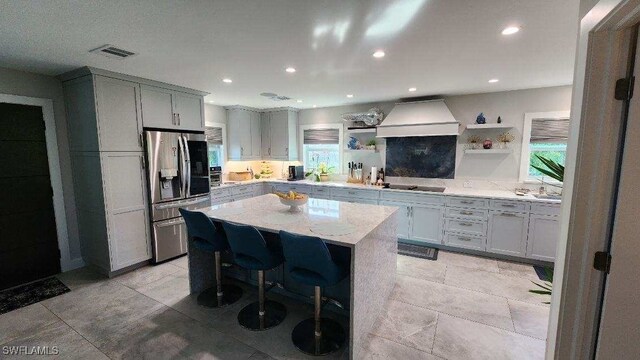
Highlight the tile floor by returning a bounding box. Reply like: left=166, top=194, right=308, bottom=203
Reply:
left=0, top=251, right=550, bottom=359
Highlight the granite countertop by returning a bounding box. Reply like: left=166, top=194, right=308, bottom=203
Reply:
left=196, top=194, right=399, bottom=247
left=213, top=179, right=561, bottom=204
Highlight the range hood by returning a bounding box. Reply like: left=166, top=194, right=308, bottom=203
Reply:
left=377, top=99, right=459, bottom=137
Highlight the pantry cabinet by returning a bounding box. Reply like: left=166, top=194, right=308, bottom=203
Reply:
left=260, top=109, right=298, bottom=160
left=140, top=85, right=204, bottom=131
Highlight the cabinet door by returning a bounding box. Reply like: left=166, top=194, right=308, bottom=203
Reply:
left=140, top=85, right=175, bottom=129
left=94, top=76, right=143, bottom=151
left=526, top=215, right=559, bottom=261
left=411, top=205, right=444, bottom=244
left=250, top=111, right=262, bottom=158
left=173, top=92, right=204, bottom=131
left=227, top=109, right=252, bottom=160
left=269, top=111, right=289, bottom=158
left=101, top=152, right=151, bottom=271
left=379, top=201, right=411, bottom=240
left=261, top=113, right=271, bottom=158
left=488, top=211, right=529, bottom=256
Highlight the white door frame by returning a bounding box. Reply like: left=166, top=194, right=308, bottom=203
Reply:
left=0, top=94, right=76, bottom=272
left=550, top=0, right=640, bottom=358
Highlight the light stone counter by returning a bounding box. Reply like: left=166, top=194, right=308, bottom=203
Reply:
left=216, top=179, right=561, bottom=204
left=191, top=194, right=398, bottom=359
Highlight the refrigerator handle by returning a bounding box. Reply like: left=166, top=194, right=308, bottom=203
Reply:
left=177, top=135, right=187, bottom=198
left=183, top=135, right=191, bottom=197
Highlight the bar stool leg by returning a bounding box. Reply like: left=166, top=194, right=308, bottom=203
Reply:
left=197, top=251, right=243, bottom=308
left=237, top=269, right=287, bottom=331
left=291, top=286, right=346, bottom=356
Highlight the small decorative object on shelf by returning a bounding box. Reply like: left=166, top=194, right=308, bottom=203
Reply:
left=483, top=138, right=493, bottom=149
left=497, top=116, right=502, bottom=124
left=497, top=131, right=514, bottom=149
left=366, top=138, right=377, bottom=150
left=476, top=112, right=486, bottom=124
left=347, top=136, right=364, bottom=150
left=467, top=135, right=482, bottom=149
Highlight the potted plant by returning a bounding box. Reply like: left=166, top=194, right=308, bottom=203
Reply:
left=305, top=162, right=334, bottom=182
left=497, top=132, right=514, bottom=149
left=467, top=135, right=482, bottom=149
left=366, top=138, right=377, bottom=150
left=530, top=267, right=553, bottom=304
left=531, top=155, right=564, bottom=183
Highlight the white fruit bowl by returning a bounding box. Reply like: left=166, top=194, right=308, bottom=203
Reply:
left=279, top=195, right=308, bottom=212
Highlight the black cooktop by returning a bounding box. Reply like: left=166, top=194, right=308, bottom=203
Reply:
left=384, top=184, right=446, bottom=193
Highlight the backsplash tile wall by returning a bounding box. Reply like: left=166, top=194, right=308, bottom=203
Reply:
left=386, top=136, right=456, bottom=178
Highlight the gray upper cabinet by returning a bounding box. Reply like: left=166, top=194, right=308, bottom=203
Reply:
left=94, top=76, right=143, bottom=152
left=261, top=109, right=298, bottom=160
left=140, top=85, right=204, bottom=131
left=227, top=107, right=261, bottom=160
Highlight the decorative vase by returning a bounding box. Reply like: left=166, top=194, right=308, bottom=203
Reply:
left=319, top=174, right=329, bottom=182
left=483, top=139, right=493, bottom=149
left=497, top=116, right=502, bottom=124
left=476, top=112, right=486, bottom=124
left=470, top=142, right=479, bottom=150
left=498, top=142, right=506, bottom=149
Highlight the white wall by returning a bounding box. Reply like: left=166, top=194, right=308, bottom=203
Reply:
left=204, top=103, right=227, bottom=126
left=298, top=85, right=573, bottom=182
left=0, top=67, right=81, bottom=265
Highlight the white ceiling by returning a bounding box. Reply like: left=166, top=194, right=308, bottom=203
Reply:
left=0, top=0, right=579, bottom=109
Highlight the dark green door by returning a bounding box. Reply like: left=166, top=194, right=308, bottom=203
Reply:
left=0, top=103, right=60, bottom=290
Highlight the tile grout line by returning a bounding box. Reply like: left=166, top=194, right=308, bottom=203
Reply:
left=430, top=312, right=440, bottom=356
left=390, top=297, right=547, bottom=342
left=40, top=302, right=115, bottom=360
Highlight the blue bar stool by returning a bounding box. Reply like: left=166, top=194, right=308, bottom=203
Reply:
left=179, top=209, right=242, bottom=308
left=222, top=221, right=287, bottom=331
left=279, top=231, right=348, bottom=356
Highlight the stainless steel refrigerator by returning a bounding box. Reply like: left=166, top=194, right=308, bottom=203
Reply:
left=144, top=130, right=211, bottom=263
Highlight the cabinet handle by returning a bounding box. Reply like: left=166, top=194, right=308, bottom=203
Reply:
left=460, top=200, right=473, bottom=204
left=172, top=113, right=177, bottom=125
left=499, top=212, right=518, bottom=217
left=140, top=157, right=145, bottom=169
left=460, top=211, right=474, bottom=215
left=177, top=113, right=181, bottom=126
left=459, top=222, right=473, bottom=227
left=406, top=207, right=410, bottom=217
left=457, top=236, right=472, bottom=242
left=348, top=191, right=356, bottom=195
left=285, top=147, right=289, bottom=156
left=139, top=132, right=143, bottom=147
left=268, top=147, right=271, bottom=155
left=241, top=147, right=244, bottom=156
left=500, top=204, right=516, bottom=208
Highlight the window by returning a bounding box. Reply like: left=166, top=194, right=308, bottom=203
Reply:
left=205, top=126, right=224, bottom=168
left=302, top=127, right=341, bottom=173
left=520, top=112, right=570, bottom=183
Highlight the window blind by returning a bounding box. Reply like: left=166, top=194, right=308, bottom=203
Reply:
left=530, top=118, right=570, bottom=143
left=205, top=127, right=223, bottom=145
left=303, top=128, right=339, bottom=144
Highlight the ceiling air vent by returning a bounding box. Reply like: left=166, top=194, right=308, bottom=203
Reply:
left=260, top=92, right=291, bottom=102
left=90, top=45, right=136, bottom=60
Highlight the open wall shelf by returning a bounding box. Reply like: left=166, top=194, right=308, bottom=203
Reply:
left=464, top=149, right=512, bottom=154
left=465, top=124, right=513, bottom=130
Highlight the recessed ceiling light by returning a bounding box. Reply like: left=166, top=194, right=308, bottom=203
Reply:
left=408, top=87, right=417, bottom=92
left=285, top=67, right=296, bottom=73
left=346, top=94, right=354, bottom=98
left=373, top=50, right=385, bottom=58
left=488, top=79, right=499, bottom=83
left=296, top=100, right=303, bottom=103
left=222, top=78, right=232, bottom=83
left=501, top=26, right=520, bottom=35
left=313, top=105, right=317, bottom=108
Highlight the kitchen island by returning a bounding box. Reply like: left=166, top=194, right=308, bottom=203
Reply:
left=190, top=194, right=398, bottom=359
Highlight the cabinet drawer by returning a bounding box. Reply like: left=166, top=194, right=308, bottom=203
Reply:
left=530, top=202, right=561, bottom=216
left=445, top=218, right=487, bottom=236
left=444, top=232, right=486, bottom=251
left=490, top=199, right=529, bottom=212
left=273, top=184, right=311, bottom=194
left=231, top=185, right=254, bottom=196
left=447, top=197, right=488, bottom=209
left=211, top=187, right=233, bottom=199
left=445, top=207, right=488, bottom=221
left=332, top=188, right=379, bottom=200
left=312, top=186, right=332, bottom=198
left=332, top=196, right=378, bottom=205
left=380, top=191, right=444, bottom=205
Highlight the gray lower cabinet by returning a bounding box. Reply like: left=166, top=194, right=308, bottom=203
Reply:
left=410, top=205, right=444, bottom=245
left=526, top=214, right=560, bottom=261
left=379, top=201, right=411, bottom=239
left=487, top=210, right=529, bottom=257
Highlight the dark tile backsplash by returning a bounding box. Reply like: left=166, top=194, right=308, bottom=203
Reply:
left=386, top=136, right=456, bottom=178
